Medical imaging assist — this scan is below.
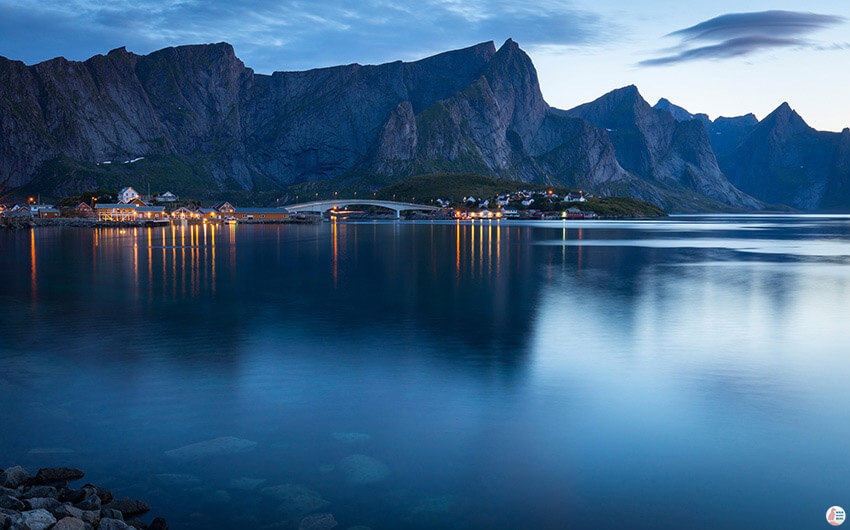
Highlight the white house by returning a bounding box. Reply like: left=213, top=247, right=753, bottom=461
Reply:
left=155, top=191, right=178, bottom=203
left=118, top=187, right=140, bottom=204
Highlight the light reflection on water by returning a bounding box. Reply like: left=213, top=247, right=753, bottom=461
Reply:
left=1, top=216, right=849, bottom=529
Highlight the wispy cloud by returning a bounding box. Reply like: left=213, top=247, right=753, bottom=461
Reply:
left=639, top=10, right=845, bottom=67
left=0, top=0, right=606, bottom=72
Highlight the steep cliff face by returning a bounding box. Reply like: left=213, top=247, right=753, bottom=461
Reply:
left=718, top=103, right=847, bottom=210
left=567, top=86, right=760, bottom=209
left=1, top=40, right=763, bottom=211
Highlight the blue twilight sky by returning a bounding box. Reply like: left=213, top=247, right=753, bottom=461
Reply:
left=1, top=0, right=848, bottom=131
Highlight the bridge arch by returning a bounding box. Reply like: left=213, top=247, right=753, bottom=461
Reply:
left=283, top=199, right=441, bottom=218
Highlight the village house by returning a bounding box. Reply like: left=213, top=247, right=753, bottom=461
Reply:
left=198, top=208, right=220, bottom=220
left=155, top=191, right=178, bottom=203
left=213, top=202, right=236, bottom=215
left=36, top=207, right=60, bottom=219
left=137, top=206, right=167, bottom=219
left=212, top=202, right=289, bottom=221
left=171, top=206, right=197, bottom=218
left=566, top=192, right=587, bottom=202
left=118, top=187, right=140, bottom=204
left=95, top=203, right=138, bottom=221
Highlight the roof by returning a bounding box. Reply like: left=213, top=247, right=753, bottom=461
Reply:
left=198, top=208, right=217, bottom=213
left=76, top=202, right=93, bottom=209
left=157, top=191, right=176, bottom=197
left=137, top=206, right=165, bottom=212
left=96, top=203, right=137, bottom=209
left=234, top=208, right=290, bottom=214
left=213, top=201, right=234, bottom=209
left=39, top=208, right=60, bottom=213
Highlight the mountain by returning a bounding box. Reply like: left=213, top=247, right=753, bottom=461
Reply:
left=655, top=98, right=711, bottom=126
left=654, top=97, right=850, bottom=210
left=717, top=103, right=850, bottom=210
left=1, top=40, right=759, bottom=211
left=567, top=86, right=760, bottom=209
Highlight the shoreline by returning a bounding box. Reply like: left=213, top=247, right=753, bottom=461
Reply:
left=0, top=465, right=166, bottom=530
left=1, top=214, right=669, bottom=231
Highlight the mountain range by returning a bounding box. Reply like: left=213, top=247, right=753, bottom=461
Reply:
left=0, top=39, right=847, bottom=211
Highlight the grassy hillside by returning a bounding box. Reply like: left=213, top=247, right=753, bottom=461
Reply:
left=373, top=173, right=666, bottom=216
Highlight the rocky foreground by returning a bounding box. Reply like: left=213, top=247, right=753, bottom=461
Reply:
left=0, top=466, right=166, bottom=530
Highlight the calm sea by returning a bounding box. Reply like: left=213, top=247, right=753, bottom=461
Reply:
left=1, top=216, right=849, bottom=529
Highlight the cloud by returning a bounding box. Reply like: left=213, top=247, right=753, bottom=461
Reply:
left=640, top=10, right=845, bottom=67
left=638, top=36, right=803, bottom=67
left=668, top=10, right=844, bottom=41
left=0, top=0, right=605, bottom=72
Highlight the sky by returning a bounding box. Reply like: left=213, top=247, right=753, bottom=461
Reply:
left=1, top=0, right=848, bottom=131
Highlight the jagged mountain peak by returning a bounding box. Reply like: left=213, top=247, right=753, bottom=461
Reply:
left=566, top=85, right=658, bottom=132
left=655, top=97, right=695, bottom=121
left=757, top=101, right=812, bottom=136
left=714, top=113, right=758, bottom=125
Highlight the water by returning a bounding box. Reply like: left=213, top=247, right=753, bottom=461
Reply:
left=1, top=216, right=848, bottom=529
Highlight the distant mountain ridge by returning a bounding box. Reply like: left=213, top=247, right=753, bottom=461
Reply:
left=0, top=40, right=844, bottom=210
left=653, top=98, right=850, bottom=210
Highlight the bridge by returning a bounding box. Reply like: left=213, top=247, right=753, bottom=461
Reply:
left=283, top=199, right=442, bottom=219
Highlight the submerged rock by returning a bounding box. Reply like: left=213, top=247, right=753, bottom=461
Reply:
left=152, top=474, right=201, bottom=488
left=228, top=477, right=266, bottom=491
left=411, top=495, right=455, bottom=514
left=299, top=513, right=338, bottom=530
left=338, top=455, right=390, bottom=485
left=27, top=448, right=75, bottom=455
left=209, top=490, right=231, bottom=503
left=261, top=484, right=330, bottom=517
left=164, top=437, right=257, bottom=461
left=331, top=432, right=371, bottom=444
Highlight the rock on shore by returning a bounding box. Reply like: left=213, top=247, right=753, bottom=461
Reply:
left=0, top=465, right=166, bottom=530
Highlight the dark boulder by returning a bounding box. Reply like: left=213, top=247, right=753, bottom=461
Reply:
left=24, top=497, right=61, bottom=511
left=125, top=517, right=147, bottom=529
left=103, top=497, right=150, bottom=517
left=20, top=486, right=58, bottom=500
left=34, top=468, right=84, bottom=485
left=148, top=518, right=168, bottom=530
left=0, top=494, right=25, bottom=511
left=52, top=516, right=87, bottom=530
left=75, top=493, right=101, bottom=511
left=83, top=485, right=113, bottom=504
left=97, top=518, right=132, bottom=530
left=0, top=467, right=32, bottom=489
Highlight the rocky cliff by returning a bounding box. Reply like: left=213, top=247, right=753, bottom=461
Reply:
left=655, top=98, right=850, bottom=210
left=0, top=40, right=766, bottom=211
